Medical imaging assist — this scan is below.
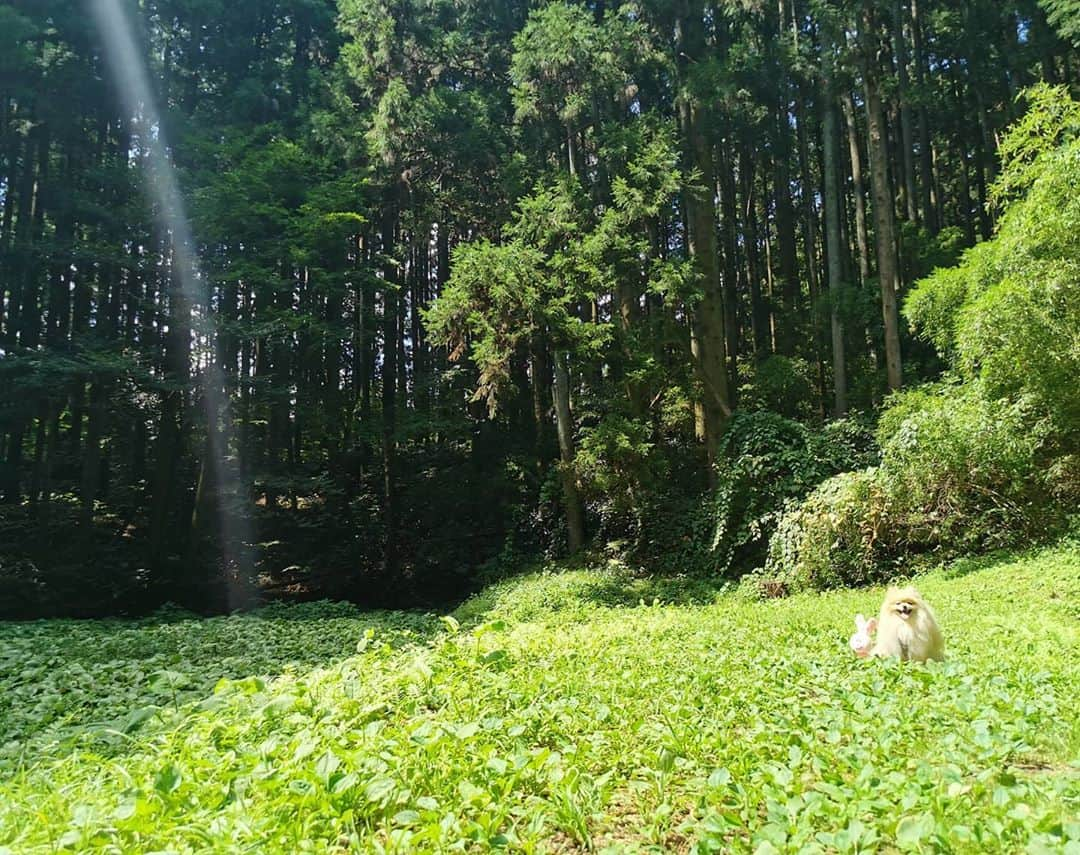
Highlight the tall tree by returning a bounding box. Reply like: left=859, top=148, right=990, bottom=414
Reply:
left=821, top=61, right=848, bottom=416
left=674, top=0, right=731, bottom=475
left=860, top=1, right=904, bottom=391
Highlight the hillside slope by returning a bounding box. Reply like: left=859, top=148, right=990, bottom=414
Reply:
left=1, top=545, right=1078, bottom=853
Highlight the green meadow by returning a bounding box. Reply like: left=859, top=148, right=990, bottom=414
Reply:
left=2, top=544, right=1077, bottom=853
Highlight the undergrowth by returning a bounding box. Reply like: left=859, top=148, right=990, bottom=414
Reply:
left=1, top=544, right=1078, bottom=853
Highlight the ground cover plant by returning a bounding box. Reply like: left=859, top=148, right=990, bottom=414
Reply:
left=2, top=543, right=1077, bottom=853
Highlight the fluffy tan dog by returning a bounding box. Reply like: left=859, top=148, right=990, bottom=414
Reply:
left=871, top=586, right=945, bottom=662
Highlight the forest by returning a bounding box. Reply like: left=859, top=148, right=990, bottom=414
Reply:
left=2, top=0, right=1080, bottom=851
left=1, top=0, right=1078, bottom=616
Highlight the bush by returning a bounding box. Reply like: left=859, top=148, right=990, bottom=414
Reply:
left=878, top=387, right=1054, bottom=539
left=652, top=412, right=878, bottom=576
left=0, top=501, right=153, bottom=619
left=898, top=222, right=966, bottom=287
left=903, top=249, right=987, bottom=358
left=763, top=388, right=1073, bottom=592
left=737, top=355, right=819, bottom=420
left=0, top=558, right=46, bottom=620
left=763, top=469, right=890, bottom=591
left=574, top=414, right=655, bottom=538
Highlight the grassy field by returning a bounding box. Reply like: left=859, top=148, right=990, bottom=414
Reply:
left=1, top=545, right=1078, bottom=854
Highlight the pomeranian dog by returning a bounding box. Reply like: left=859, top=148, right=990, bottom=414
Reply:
left=871, top=586, right=945, bottom=662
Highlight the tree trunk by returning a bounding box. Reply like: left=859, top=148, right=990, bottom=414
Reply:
left=18, top=124, right=49, bottom=349
left=739, top=147, right=769, bottom=361
left=795, top=100, right=827, bottom=417
left=529, top=334, right=554, bottom=466
left=28, top=405, right=48, bottom=511
left=893, top=0, right=918, bottom=223
left=411, top=224, right=430, bottom=416
left=41, top=408, right=60, bottom=513
left=149, top=268, right=188, bottom=569
left=567, top=124, right=581, bottom=179
left=910, top=0, right=938, bottom=233
left=772, top=108, right=801, bottom=350
left=948, top=69, right=977, bottom=244
left=822, top=91, right=848, bottom=416
left=0, top=109, right=18, bottom=333
left=841, top=91, right=872, bottom=285
left=2, top=122, right=47, bottom=501
left=381, top=201, right=399, bottom=579
left=676, top=0, right=731, bottom=479
left=552, top=349, right=585, bottom=553
left=862, top=5, right=904, bottom=392
left=149, top=387, right=182, bottom=566
left=973, top=108, right=993, bottom=240
left=614, top=273, right=645, bottom=416
left=717, top=150, right=740, bottom=399
left=80, top=378, right=107, bottom=527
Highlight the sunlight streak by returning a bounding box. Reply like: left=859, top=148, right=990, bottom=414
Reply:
left=89, top=0, right=252, bottom=609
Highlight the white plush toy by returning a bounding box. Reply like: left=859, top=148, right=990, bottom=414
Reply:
left=849, top=613, right=877, bottom=658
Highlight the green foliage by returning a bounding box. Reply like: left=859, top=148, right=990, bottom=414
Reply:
left=0, top=599, right=430, bottom=754
left=764, top=469, right=887, bottom=590
left=510, top=4, right=653, bottom=130
left=9, top=0, right=1072, bottom=619
left=0, top=500, right=152, bottom=619
left=584, top=118, right=692, bottom=304
left=766, top=387, right=1073, bottom=590
left=4, top=0, right=1076, bottom=619
left=770, top=88, right=1080, bottom=592
left=574, top=414, right=654, bottom=521
left=955, top=182, right=1080, bottom=435
left=903, top=246, right=989, bottom=358
left=899, top=222, right=967, bottom=286
left=424, top=238, right=552, bottom=413
left=876, top=387, right=1072, bottom=545
left=452, top=561, right=726, bottom=627
left=654, top=413, right=878, bottom=577
left=737, top=356, right=819, bottom=421
left=1041, top=0, right=1080, bottom=45
left=991, top=83, right=1080, bottom=206
left=425, top=176, right=615, bottom=415
left=511, top=4, right=611, bottom=127
left=908, top=87, right=1080, bottom=437
left=908, top=87, right=1080, bottom=408
left=2, top=545, right=1078, bottom=851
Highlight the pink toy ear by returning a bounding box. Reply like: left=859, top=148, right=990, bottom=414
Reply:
left=866, top=618, right=877, bottom=633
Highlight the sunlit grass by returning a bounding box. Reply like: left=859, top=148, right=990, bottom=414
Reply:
left=1, top=544, right=1078, bottom=853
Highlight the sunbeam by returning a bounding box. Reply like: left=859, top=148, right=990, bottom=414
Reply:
left=89, top=0, right=253, bottom=609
